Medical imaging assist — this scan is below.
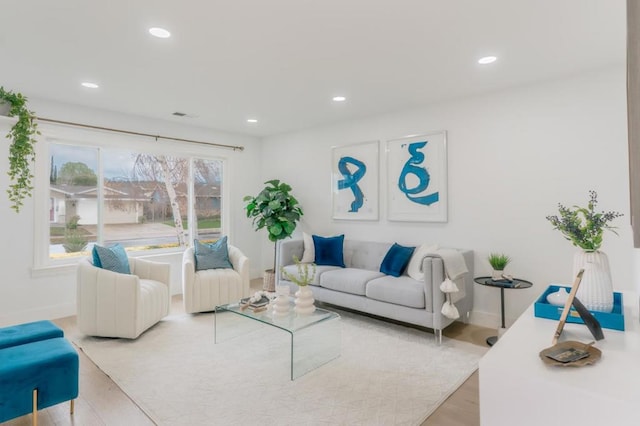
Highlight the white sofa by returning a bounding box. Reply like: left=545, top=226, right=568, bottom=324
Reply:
left=277, top=239, right=474, bottom=343
left=77, top=257, right=171, bottom=339
left=182, top=245, right=250, bottom=314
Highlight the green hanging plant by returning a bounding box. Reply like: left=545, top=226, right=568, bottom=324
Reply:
left=0, top=87, right=39, bottom=212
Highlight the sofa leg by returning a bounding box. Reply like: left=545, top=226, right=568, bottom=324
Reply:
left=32, top=388, right=38, bottom=426
left=435, top=329, right=442, bottom=345
left=70, top=399, right=75, bottom=415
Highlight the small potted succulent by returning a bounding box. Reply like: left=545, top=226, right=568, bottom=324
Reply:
left=488, top=253, right=511, bottom=280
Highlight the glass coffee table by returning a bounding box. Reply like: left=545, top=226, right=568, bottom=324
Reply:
left=214, top=300, right=341, bottom=380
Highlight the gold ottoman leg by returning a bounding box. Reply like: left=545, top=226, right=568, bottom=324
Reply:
left=32, top=388, right=38, bottom=426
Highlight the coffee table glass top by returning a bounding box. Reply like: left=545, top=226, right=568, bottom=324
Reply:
left=216, top=299, right=339, bottom=332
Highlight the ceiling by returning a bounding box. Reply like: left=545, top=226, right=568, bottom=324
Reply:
left=0, top=1, right=626, bottom=138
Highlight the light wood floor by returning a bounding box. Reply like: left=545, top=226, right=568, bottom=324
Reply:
left=3, top=280, right=494, bottom=426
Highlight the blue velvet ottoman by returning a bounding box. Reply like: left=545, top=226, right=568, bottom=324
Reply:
left=0, top=337, right=79, bottom=425
left=0, top=320, right=64, bottom=350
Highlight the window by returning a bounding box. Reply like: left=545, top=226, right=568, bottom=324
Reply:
left=45, top=141, right=224, bottom=263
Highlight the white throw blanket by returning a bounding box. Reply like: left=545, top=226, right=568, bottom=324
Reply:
left=423, top=248, right=469, bottom=320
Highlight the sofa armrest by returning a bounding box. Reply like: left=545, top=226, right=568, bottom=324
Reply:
left=421, top=248, right=475, bottom=330
left=277, top=239, right=304, bottom=283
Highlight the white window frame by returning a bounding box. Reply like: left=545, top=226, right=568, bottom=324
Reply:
left=31, top=124, right=230, bottom=276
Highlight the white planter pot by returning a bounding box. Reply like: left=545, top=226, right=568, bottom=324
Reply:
left=491, top=269, right=504, bottom=280
left=272, top=285, right=290, bottom=317
left=572, top=250, right=613, bottom=312
left=294, top=286, right=316, bottom=315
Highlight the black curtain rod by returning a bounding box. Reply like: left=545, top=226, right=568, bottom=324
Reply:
left=36, top=117, right=245, bottom=152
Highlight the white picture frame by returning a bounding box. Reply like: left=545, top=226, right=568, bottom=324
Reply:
left=331, top=140, right=379, bottom=220
left=386, top=131, right=448, bottom=222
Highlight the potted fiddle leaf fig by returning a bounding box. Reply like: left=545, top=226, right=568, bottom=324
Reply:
left=243, top=179, right=303, bottom=290
left=0, top=87, right=39, bottom=212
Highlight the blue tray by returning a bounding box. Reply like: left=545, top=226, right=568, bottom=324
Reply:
left=534, top=285, right=625, bottom=331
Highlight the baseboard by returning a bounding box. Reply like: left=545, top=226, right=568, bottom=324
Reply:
left=0, top=302, right=75, bottom=327
left=469, top=310, right=500, bottom=329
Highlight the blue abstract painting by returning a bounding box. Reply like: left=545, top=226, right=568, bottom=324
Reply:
left=332, top=141, right=379, bottom=220
left=386, top=132, right=447, bottom=222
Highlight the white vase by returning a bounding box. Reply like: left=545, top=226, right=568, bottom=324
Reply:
left=572, top=250, right=614, bottom=312
left=546, top=287, right=570, bottom=306
left=491, top=269, right=504, bottom=280
left=294, top=286, right=316, bottom=315
left=272, top=285, right=290, bottom=317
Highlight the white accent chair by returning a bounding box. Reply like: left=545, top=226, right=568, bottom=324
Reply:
left=76, top=257, right=171, bottom=339
left=182, top=245, right=250, bottom=314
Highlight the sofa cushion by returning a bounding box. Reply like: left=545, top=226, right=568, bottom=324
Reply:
left=366, top=275, right=427, bottom=309
left=92, top=243, right=131, bottom=274
left=320, top=268, right=385, bottom=296
left=194, top=237, right=233, bottom=270
left=300, top=232, right=315, bottom=263
left=281, top=264, right=338, bottom=286
left=343, top=240, right=393, bottom=271
left=380, top=243, right=415, bottom=277
left=313, top=234, right=346, bottom=267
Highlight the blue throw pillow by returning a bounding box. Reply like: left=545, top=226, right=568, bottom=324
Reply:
left=92, top=243, right=131, bottom=274
left=380, top=243, right=415, bottom=277
left=312, top=234, right=346, bottom=267
left=194, top=236, right=233, bottom=271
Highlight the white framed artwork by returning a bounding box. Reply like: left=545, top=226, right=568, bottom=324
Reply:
left=331, top=140, right=379, bottom=220
left=386, top=131, right=447, bottom=222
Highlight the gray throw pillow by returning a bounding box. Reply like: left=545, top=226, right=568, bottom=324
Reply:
left=194, top=236, right=233, bottom=271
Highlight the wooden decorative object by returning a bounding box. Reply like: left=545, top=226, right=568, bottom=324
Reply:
left=539, top=340, right=601, bottom=367
left=552, top=269, right=584, bottom=345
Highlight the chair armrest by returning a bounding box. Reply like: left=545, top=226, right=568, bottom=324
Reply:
left=182, top=247, right=196, bottom=288
left=130, top=257, right=170, bottom=286
left=228, top=245, right=250, bottom=297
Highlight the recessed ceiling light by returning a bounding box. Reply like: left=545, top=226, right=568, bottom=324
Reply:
left=149, top=27, right=171, bottom=38
left=81, top=82, right=99, bottom=89
left=247, top=118, right=258, bottom=123
left=478, top=56, right=497, bottom=65
left=332, top=96, right=346, bottom=102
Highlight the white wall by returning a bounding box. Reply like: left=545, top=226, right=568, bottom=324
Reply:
left=261, top=67, right=632, bottom=328
left=0, top=100, right=264, bottom=326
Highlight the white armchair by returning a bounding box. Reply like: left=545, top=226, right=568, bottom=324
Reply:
left=76, top=257, right=171, bottom=339
left=182, top=245, right=250, bottom=314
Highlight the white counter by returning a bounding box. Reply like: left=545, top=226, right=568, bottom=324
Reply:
left=479, top=292, right=640, bottom=426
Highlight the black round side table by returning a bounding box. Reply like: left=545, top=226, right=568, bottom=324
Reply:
left=474, top=276, right=533, bottom=346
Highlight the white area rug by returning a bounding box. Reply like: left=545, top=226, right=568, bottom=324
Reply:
left=73, top=309, right=485, bottom=425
